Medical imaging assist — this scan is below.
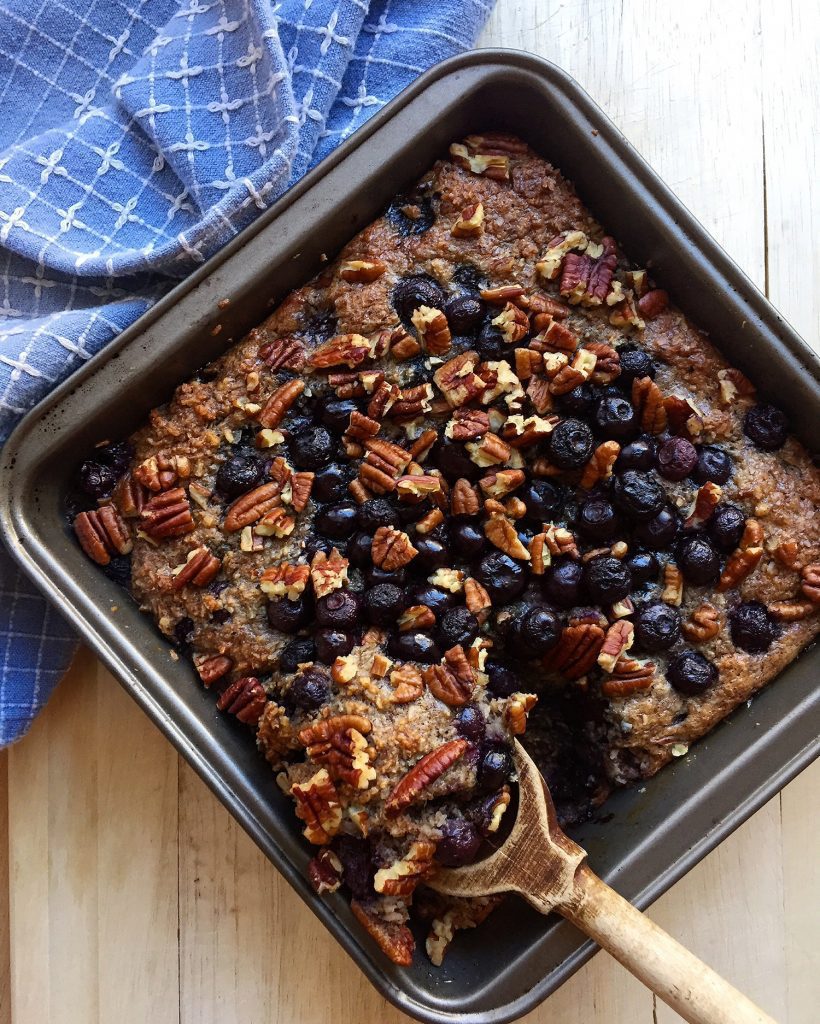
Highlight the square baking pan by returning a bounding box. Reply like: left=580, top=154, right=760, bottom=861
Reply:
left=1, top=50, right=818, bottom=1024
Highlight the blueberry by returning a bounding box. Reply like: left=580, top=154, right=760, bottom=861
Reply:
left=279, top=638, right=316, bottom=673
left=485, top=659, right=521, bottom=697
left=454, top=702, right=485, bottom=742
left=363, top=583, right=405, bottom=626
left=677, top=534, right=720, bottom=585
left=445, top=295, right=484, bottom=334
left=743, top=403, right=788, bottom=451
left=317, top=398, right=358, bottom=434
left=577, top=498, right=622, bottom=541
left=543, top=558, right=584, bottom=608
left=386, top=194, right=436, bottom=237
left=334, top=835, right=374, bottom=900
left=521, top=478, right=564, bottom=522
left=406, top=584, right=455, bottom=617
left=96, top=440, right=133, bottom=474
left=476, top=551, right=529, bottom=604
left=693, top=444, right=732, bottom=485
left=289, top=426, right=335, bottom=470
left=475, top=322, right=506, bottom=361
left=548, top=418, right=595, bottom=469
left=558, top=382, right=598, bottom=416
left=616, top=436, right=657, bottom=472
left=436, top=818, right=482, bottom=867
left=668, top=650, right=719, bottom=696
left=627, top=551, right=660, bottom=585
left=357, top=497, right=400, bottom=533
left=173, top=616, right=195, bottom=647
left=215, top=454, right=264, bottom=498
left=315, top=503, right=358, bottom=539
left=267, top=594, right=312, bottom=634
left=316, top=590, right=361, bottom=629
left=618, top=344, right=656, bottom=382
left=451, top=263, right=485, bottom=292
left=78, top=460, right=117, bottom=499
left=594, top=396, right=638, bottom=441
left=584, top=556, right=632, bottom=605
left=364, top=565, right=407, bottom=587
left=613, top=470, right=665, bottom=521
left=414, top=536, right=449, bottom=571
left=632, top=505, right=680, bottom=550
left=289, top=667, right=331, bottom=709
left=452, top=520, right=487, bottom=557
left=312, top=462, right=353, bottom=503
left=435, top=439, right=481, bottom=481
left=730, top=601, right=780, bottom=653
left=438, top=607, right=479, bottom=649
left=635, top=601, right=681, bottom=652
left=387, top=631, right=441, bottom=664
left=479, top=745, right=514, bottom=791
left=348, top=531, right=373, bottom=567
left=708, top=504, right=746, bottom=552
left=657, top=437, right=698, bottom=481
left=392, top=274, right=445, bottom=325
left=517, top=605, right=561, bottom=655
left=314, top=628, right=355, bottom=663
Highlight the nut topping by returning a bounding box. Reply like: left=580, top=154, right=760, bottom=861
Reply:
left=385, top=738, right=469, bottom=817
left=637, top=289, right=669, bottom=319
left=194, top=654, right=233, bottom=688
left=412, top=305, right=452, bottom=355
left=308, top=848, right=343, bottom=895
left=560, top=236, right=618, bottom=306
left=299, top=714, right=376, bottom=791
left=536, top=230, right=588, bottom=281
left=223, top=482, right=281, bottom=533
left=661, top=563, right=684, bottom=606
left=310, top=548, right=349, bottom=599
left=433, top=351, right=486, bottom=408
left=258, top=335, right=305, bottom=371
left=800, top=563, right=820, bottom=603
left=291, top=769, right=342, bottom=844
left=424, top=645, right=475, bottom=706
left=685, top=482, right=722, bottom=529
left=259, top=378, right=305, bottom=428
left=543, top=623, right=606, bottom=680
left=484, top=514, right=530, bottom=560
left=597, top=620, right=635, bottom=672
left=133, top=451, right=191, bottom=492
left=682, top=603, right=722, bottom=642
left=339, top=258, right=386, bottom=282
left=350, top=900, right=414, bottom=966
left=140, top=487, right=195, bottom=540
left=467, top=432, right=511, bottom=467
left=74, top=506, right=132, bottom=565
left=372, top=526, right=418, bottom=571
left=464, top=577, right=492, bottom=623
left=600, top=656, right=656, bottom=698
left=310, top=333, right=372, bottom=369
left=389, top=664, right=425, bottom=704
left=374, top=841, right=437, bottom=897
left=171, top=546, right=221, bottom=590
left=255, top=506, right=295, bottom=538
left=260, top=562, right=311, bottom=600
left=216, top=676, right=267, bottom=725
left=398, top=605, right=436, bottom=633
left=451, top=478, right=482, bottom=516
left=451, top=202, right=485, bottom=238
left=445, top=407, right=490, bottom=442
left=256, top=702, right=299, bottom=768
left=505, top=693, right=537, bottom=735
left=580, top=441, right=620, bottom=489
left=491, top=302, right=529, bottom=344
left=769, top=600, right=817, bottom=621
left=632, top=375, right=668, bottom=434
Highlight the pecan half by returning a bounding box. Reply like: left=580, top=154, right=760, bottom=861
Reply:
left=223, top=482, right=281, bottom=532
left=685, top=482, right=722, bottom=529
left=484, top=514, right=530, bottom=560
left=800, top=563, right=820, bottom=603
left=769, top=599, right=817, bottom=621
left=424, top=645, right=475, bottom=707
left=514, top=348, right=543, bottom=380
left=300, top=714, right=376, bottom=790
left=718, top=522, right=764, bottom=592
left=74, top=506, right=132, bottom=565
left=544, top=524, right=579, bottom=559
left=258, top=335, right=305, bottom=371
left=632, top=376, right=668, bottom=434
left=446, top=407, right=490, bottom=442
left=396, top=474, right=442, bottom=503
left=112, top=473, right=148, bottom=518
left=372, top=526, right=418, bottom=570
left=597, top=621, right=635, bottom=672
left=140, top=487, right=195, bottom=540
left=491, top=302, right=529, bottom=344
left=308, top=848, right=344, bottom=894
left=451, top=478, right=481, bottom=516
left=390, top=332, right=422, bottom=362
left=415, top=508, right=444, bottom=535
left=505, top=692, right=537, bottom=735
left=500, top=413, right=556, bottom=448
left=530, top=317, right=578, bottom=354
left=525, top=375, right=554, bottom=414
left=364, top=437, right=411, bottom=479
left=464, top=577, right=492, bottom=623
left=260, top=562, right=310, bottom=600
left=389, top=664, right=425, bottom=704
left=195, top=653, right=233, bottom=688
left=350, top=901, right=414, bottom=966
left=289, top=471, right=314, bottom=512
left=587, top=341, right=621, bottom=384
left=310, top=548, right=349, bottom=599
left=171, top=546, right=221, bottom=590
left=467, top=432, right=511, bottom=467
left=374, top=840, right=437, bottom=897
left=385, top=738, right=469, bottom=817
left=682, top=603, right=722, bottom=642
left=479, top=469, right=525, bottom=499
left=366, top=379, right=400, bottom=420
left=291, top=769, right=342, bottom=844
left=259, top=378, right=305, bottom=428
left=543, top=623, right=605, bottom=680
left=339, top=258, right=386, bottom=283
left=560, top=236, right=618, bottom=306
left=412, top=305, right=452, bottom=355
left=579, top=441, right=620, bottom=488
left=257, top=702, right=299, bottom=768
left=637, top=289, right=669, bottom=319
left=452, top=201, right=484, bottom=238
left=310, top=333, right=372, bottom=369
left=134, top=451, right=191, bottom=493
left=664, top=395, right=703, bottom=439
left=601, top=656, right=656, bottom=698
left=216, top=676, right=267, bottom=725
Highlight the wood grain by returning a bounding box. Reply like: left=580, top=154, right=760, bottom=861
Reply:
left=3, top=1, right=819, bottom=1022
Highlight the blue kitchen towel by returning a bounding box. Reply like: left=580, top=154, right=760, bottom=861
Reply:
left=0, top=0, right=495, bottom=745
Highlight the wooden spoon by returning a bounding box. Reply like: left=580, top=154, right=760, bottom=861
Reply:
left=430, top=740, right=776, bottom=1024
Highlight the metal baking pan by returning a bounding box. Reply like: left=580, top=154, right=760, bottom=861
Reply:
left=1, top=50, right=818, bottom=1024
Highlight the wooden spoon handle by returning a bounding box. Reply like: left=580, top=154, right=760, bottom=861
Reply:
left=560, top=866, right=777, bottom=1024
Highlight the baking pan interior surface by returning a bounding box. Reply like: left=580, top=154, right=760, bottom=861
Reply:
left=1, top=51, right=818, bottom=1024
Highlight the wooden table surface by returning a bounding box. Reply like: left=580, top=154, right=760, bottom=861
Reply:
left=1, top=1, right=818, bottom=1021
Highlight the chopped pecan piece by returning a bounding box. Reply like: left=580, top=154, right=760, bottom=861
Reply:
left=609, top=291, right=645, bottom=331
left=308, top=848, right=344, bottom=894
left=718, top=521, right=764, bottom=592
left=467, top=432, right=511, bottom=467
left=396, top=474, right=442, bottom=503
left=544, top=523, right=579, bottom=559
left=505, top=692, right=537, bottom=736
left=74, top=505, right=132, bottom=565
left=409, top=428, right=438, bottom=462
left=433, top=351, right=485, bottom=407
left=288, top=471, right=313, bottom=512
left=661, top=563, right=684, bottom=606
left=664, top=394, right=703, bottom=438
left=637, top=289, right=669, bottom=319
left=514, top=348, right=543, bottom=380
left=449, top=142, right=510, bottom=180
left=800, top=563, right=820, bottom=603
left=372, top=526, right=418, bottom=571
left=580, top=440, right=620, bottom=488
left=501, top=413, right=557, bottom=448
left=632, top=375, right=668, bottom=434
left=260, top=562, right=310, bottom=600
left=451, top=478, right=481, bottom=516
left=398, top=604, right=436, bottom=633
left=112, top=473, right=148, bottom=518
left=464, top=577, right=492, bottom=624
left=682, top=603, right=722, bottom=642
left=300, top=714, right=376, bottom=790
left=424, top=645, right=475, bottom=707
left=772, top=539, right=801, bottom=571
left=195, top=653, right=233, bottom=688
left=717, top=367, right=756, bottom=405
left=445, top=407, right=490, bottom=442
left=257, top=702, right=299, bottom=768
left=374, top=841, right=437, bottom=897
left=259, top=378, right=305, bottom=428
left=526, top=375, right=555, bottom=414
left=480, top=284, right=526, bottom=305
left=258, top=335, right=305, bottom=371
left=216, top=676, right=267, bottom=725
left=484, top=514, right=530, bottom=560
left=549, top=349, right=597, bottom=395
left=389, top=664, right=425, bottom=704
left=390, top=332, right=422, bottom=362
left=770, top=599, right=817, bottom=621
left=223, top=482, right=281, bottom=532
left=412, top=305, right=452, bottom=355
left=560, top=236, right=618, bottom=306
left=385, top=738, right=469, bottom=818
left=536, top=230, right=588, bottom=281
left=586, top=340, right=621, bottom=384
left=350, top=900, right=414, bottom=966
left=598, top=621, right=635, bottom=672
left=601, top=656, right=656, bottom=698
left=171, top=546, right=221, bottom=589
left=310, top=547, right=349, bottom=599
left=291, top=769, right=342, bottom=845
left=528, top=293, right=571, bottom=321
left=339, top=258, right=386, bottom=283
left=451, top=201, right=484, bottom=238
left=364, top=437, right=412, bottom=479
left=529, top=532, right=550, bottom=574
left=366, top=380, right=400, bottom=420
left=134, top=451, right=191, bottom=493
left=530, top=317, right=579, bottom=354
left=310, top=333, right=372, bottom=369
left=491, top=302, right=529, bottom=344
left=415, top=508, right=444, bottom=535
left=255, top=506, right=295, bottom=538
left=389, top=382, right=435, bottom=419
left=140, top=487, right=195, bottom=540
left=685, top=482, right=723, bottom=529
left=543, top=623, right=605, bottom=680
left=479, top=469, right=525, bottom=499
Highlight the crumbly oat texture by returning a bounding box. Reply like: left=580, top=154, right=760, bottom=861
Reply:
left=72, top=132, right=820, bottom=966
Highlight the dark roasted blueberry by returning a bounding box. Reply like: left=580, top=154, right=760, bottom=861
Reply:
left=436, top=818, right=482, bottom=867
left=438, top=607, right=479, bottom=649
left=316, top=590, right=361, bottom=629
left=521, top=478, right=564, bottom=522
left=289, top=425, right=335, bottom=470
left=577, top=498, right=621, bottom=541
left=633, top=505, right=680, bottom=549
left=266, top=594, right=312, bottom=634
left=334, top=835, right=374, bottom=900
left=348, top=531, right=373, bottom=568
left=485, top=659, right=520, bottom=697
left=474, top=322, right=505, bottom=362
left=302, top=536, right=334, bottom=563
left=306, top=309, right=338, bottom=343
left=730, top=601, right=780, bottom=653
left=314, top=628, right=355, bottom=663
left=667, top=650, right=719, bottom=696
left=406, top=584, right=455, bottom=617
left=479, top=744, right=514, bottom=791
left=392, top=274, right=445, bottom=324
left=616, top=436, right=657, bottom=472
left=594, top=396, right=638, bottom=441
left=279, top=638, right=316, bottom=674
left=210, top=608, right=231, bottom=626
left=543, top=557, right=584, bottom=608
left=445, top=295, right=484, bottom=334
left=315, top=503, right=358, bottom=539
left=387, top=631, right=441, bottom=664
left=413, top=536, right=449, bottom=571
left=386, top=194, right=436, bottom=237
left=454, top=703, right=485, bottom=742
left=452, top=520, right=487, bottom=557
left=173, top=616, right=195, bottom=647
left=613, top=470, right=665, bottom=521
left=634, top=601, right=681, bottom=652
left=708, top=503, right=747, bottom=552
left=215, top=454, right=264, bottom=498
left=476, top=551, right=529, bottom=604
left=317, top=397, right=359, bottom=434
left=96, top=439, right=133, bottom=474
left=364, top=565, right=406, bottom=587
left=558, top=382, right=598, bottom=416
left=584, top=556, right=632, bottom=605
left=677, top=534, right=720, bottom=585
left=548, top=418, right=595, bottom=469
left=517, top=605, right=561, bottom=655
left=78, top=460, right=117, bottom=499
left=435, top=439, right=481, bottom=481
left=743, top=403, right=789, bottom=451
left=312, top=462, right=352, bottom=503
left=357, top=497, right=400, bottom=533
left=693, top=444, right=732, bottom=485
left=451, top=263, right=485, bottom=292
left=657, top=436, right=698, bottom=481
left=289, top=667, right=331, bottom=709
left=363, top=583, right=405, bottom=626
left=618, top=343, right=656, bottom=383
left=283, top=413, right=314, bottom=439
left=626, top=551, right=660, bottom=585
